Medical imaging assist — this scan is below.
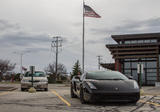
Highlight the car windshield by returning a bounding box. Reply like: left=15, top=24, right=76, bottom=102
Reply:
left=24, top=71, right=46, bottom=77
left=86, top=71, right=128, bottom=80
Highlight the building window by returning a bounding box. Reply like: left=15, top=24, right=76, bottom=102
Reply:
left=124, top=41, right=130, bottom=44
left=124, top=62, right=130, bottom=68
left=124, top=39, right=157, bottom=44
left=147, top=62, right=156, bottom=68
left=138, top=40, right=143, bottom=43
left=151, top=39, right=157, bottom=43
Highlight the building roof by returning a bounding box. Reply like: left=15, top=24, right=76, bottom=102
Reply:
left=112, top=32, right=160, bottom=43
left=106, top=42, right=159, bottom=59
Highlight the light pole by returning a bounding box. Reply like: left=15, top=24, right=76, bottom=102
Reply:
left=13, top=51, right=30, bottom=75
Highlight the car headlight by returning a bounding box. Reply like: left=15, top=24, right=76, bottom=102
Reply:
left=133, top=81, right=139, bottom=89
left=21, top=79, right=29, bottom=82
left=86, top=82, right=97, bottom=89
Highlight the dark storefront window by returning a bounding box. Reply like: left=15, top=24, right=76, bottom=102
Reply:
left=123, top=58, right=157, bottom=85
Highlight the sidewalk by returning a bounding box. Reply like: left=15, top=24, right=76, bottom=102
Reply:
left=142, top=86, right=160, bottom=96
left=0, top=84, right=18, bottom=91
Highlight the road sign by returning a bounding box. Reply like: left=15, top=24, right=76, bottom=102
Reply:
left=30, top=66, right=35, bottom=74
left=30, top=66, right=35, bottom=87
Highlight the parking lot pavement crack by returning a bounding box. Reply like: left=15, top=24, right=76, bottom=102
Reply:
left=130, top=96, right=155, bottom=112
left=149, top=104, right=156, bottom=112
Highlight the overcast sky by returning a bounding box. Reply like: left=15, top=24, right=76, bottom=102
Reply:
left=0, top=0, right=160, bottom=73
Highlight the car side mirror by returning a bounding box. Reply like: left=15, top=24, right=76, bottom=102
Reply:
left=20, top=74, right=23, bottom=80
left=128, top=75, right=133, bottom=79
left=75, top=76, right=80, bottom=80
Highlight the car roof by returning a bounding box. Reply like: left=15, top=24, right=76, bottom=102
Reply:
left=86, top=70, right=119, bottom=74
left=26, top=71, right=44, bottom=72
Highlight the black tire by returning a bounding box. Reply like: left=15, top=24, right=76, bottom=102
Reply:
left=131, top=100, right=138, bottom=104
left=44, top=88, right=48, bottom=91
left=80, top=86, right=86, bottom=104
left=21, top=88, right=25, bottom=91
left=71, top=84, right=76, bottom=98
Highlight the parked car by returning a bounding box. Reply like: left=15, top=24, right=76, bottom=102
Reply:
left=71, top=70, right=140, bottom=104
left=21, top=71, right=48, bottom=91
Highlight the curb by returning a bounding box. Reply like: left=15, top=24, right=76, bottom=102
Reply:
left=0, top=87, right=17, bottom=91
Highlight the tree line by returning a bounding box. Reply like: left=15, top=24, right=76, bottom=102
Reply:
left=0, top=58, right=82, bottom=83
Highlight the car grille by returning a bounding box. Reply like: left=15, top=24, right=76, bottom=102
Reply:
left=93, top=93, right=140, bottom=101
left=29, top=80, right=40, bottom=82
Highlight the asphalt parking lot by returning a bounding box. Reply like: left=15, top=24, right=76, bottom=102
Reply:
left=0, top=84, right=160, bottom=112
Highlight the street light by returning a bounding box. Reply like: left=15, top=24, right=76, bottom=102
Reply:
left=13, top=51, right=30, bottom=75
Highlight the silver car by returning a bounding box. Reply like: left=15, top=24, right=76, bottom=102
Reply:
left=21, top=71, right=48, bottom=91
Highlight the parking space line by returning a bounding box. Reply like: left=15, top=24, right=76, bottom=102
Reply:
left=139, top=100, right=160, bottom=107
left=51, top=90, right=71, bottom=107
left=0, top=92, right=11, bottom=96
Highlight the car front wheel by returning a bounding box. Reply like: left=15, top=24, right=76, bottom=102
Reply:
left=44, top=88, right=48, bottom=91
left=80, top=86, right=86, bottom=104
left=131, top=99, right=138, bottom=104
left=71, top=84, right=76, bottom=98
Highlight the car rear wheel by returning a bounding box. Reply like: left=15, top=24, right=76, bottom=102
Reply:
left=44, top=88, right=48, bottom=91
left=71, top=85, right=77, bottom=98
left=80, top=87, right=86, bottom=104
left=21, top=88, right=25, bottom=91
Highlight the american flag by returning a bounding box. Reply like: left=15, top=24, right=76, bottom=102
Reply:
left=22, top=66, right=27, bottom=71
left=84, top=5, right=101, bottom=18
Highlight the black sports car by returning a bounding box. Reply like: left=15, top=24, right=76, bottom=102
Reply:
left=71, top=70, right=140, bottom=104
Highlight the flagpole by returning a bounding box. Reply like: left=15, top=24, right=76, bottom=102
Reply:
left=82, top=0, right=85, bottom=73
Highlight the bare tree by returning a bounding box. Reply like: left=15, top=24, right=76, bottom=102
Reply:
left=0, top=59, right=16, bottom=81
left=44, top=62, right=67, bottom=80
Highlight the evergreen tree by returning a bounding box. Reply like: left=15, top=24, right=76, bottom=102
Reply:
left=71, top=60, right=82, bottom=79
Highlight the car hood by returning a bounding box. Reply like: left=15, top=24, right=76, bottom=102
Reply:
left=88, top=80, right=137, bottom=92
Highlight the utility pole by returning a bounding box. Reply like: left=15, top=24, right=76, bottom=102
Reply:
left=51, top=36, right=62, bottom=80
left=97, top=56, right=102, bottom=70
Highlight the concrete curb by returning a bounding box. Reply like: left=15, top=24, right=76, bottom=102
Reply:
left=0, top=87, right=17, bottom=91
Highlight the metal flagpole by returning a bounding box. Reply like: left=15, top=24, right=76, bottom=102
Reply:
left=82, top=0, right=85, bottom=73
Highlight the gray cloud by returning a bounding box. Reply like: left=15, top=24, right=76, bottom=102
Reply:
left=0, top=19, right=52, bottom=47
left=86, top=37, right=113, bottom=44
left=0, top=32, right=51, bottom=47
left=91, top=17, right=160, bottom=35
left=25, top=47, right=50, bottom=53
left=0, top=19, right=20, bottom=31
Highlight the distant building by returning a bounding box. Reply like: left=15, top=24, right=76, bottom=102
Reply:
left=103, top=33, right=160, bottom=85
